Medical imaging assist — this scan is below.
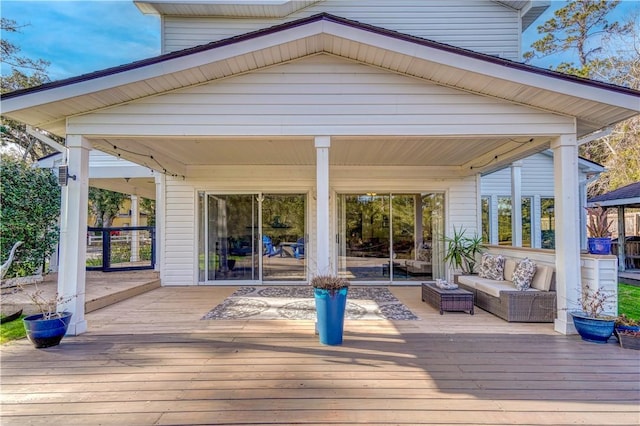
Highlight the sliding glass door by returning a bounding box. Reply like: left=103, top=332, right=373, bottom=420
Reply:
left=198, top=192, right=306, bottom=283
left=337, top=192, right=445, bottom=282
left=262, top=194, right=306, bottom=281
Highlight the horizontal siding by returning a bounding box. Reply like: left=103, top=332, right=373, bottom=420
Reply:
left=162, top=0, right=521, bottom=60
left=482, top=153, right=556, bottom=197
left=482, top=152, right=590, bottom=197
left=162, top=166, right=477, bottom=285
left=163, top=177, right=197, bottom=285
left=71, top=56, right=572, bottom=137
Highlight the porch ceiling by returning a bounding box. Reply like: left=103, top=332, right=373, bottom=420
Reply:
left=88, top=135, right=549, bottom=176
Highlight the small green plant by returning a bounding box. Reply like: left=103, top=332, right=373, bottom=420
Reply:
left=443, top=226, right=484, bottom=274
left=310, top=275, right=350, bottom=291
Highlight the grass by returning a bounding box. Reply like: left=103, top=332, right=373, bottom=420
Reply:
left=618, top=283, right=640, bottom=321
left=0, top=315, right=26, bottom=344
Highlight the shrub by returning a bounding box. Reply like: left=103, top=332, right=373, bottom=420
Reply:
left=0, top=155, right=60, bottom=277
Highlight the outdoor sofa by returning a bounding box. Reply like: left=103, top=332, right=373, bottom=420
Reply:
left=454, top=256, right=556, bottom=323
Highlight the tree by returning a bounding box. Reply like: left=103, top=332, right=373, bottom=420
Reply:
left=0, top=17, right=59, bottom=162
left=524, top=0, right=633, bottom=78
left=88, top=188, right=127, bottom=228
left=525, top=1, right=640, bottom=196
left=140, top=198, right=156, bottom=227
left=0, top=155, right=61, bottom=278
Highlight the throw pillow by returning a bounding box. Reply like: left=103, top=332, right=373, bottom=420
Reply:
left=512, top=257, right=537, bottom=290
left=478, top=254, right=505, bottom=280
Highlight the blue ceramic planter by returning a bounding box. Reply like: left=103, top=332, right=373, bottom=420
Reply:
left=587, top=237, right=612, bottom=255
left=570, top=312, right=615, bottom=344
left=314, top=287, right=348, bottom=345
left=23, top=312, right=72, bottom=349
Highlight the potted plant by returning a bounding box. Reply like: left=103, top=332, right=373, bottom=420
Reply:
left=18, top=283, right=74, bottom=349
left=311, top=275, right=350, bottom=345
left=614, top=314, right=640, bottom=348
left=443, top=226, right=484, bottom=275
left=585, top=204, right=613, bottom=254
left=570, top=285, right=616, bottom=344
left=617, top=329, right=640, bottom=350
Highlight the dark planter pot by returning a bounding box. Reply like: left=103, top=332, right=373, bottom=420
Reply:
left=314, top=287, right=348, bottom=345
left=23, top=312, right=73, bottom=349
left=618, top=333, right=640, bottom=350
left=570, top=312, right=615, bottom=344
left=587, top=237, right=612, bottom=255
left=614, top=324, right=640, bottom=341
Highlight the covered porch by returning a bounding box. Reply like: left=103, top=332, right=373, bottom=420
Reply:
left=2, top=14, right=639, bottom=338
left=1, top=285, right=638, bottom=425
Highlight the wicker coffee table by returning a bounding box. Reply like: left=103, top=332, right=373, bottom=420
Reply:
left=421, top=283, right=474, bottom=315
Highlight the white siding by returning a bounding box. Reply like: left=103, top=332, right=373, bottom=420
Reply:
left=70, top=56, right=573, bottom=138
left=482, top=153, right=557, bottom=197
left=162, top=164, right=476, bottom=285
left=162, top=0, right=521, bottom=60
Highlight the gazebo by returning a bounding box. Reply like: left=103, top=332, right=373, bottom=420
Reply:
left=588, top=182, right=640, bottom=272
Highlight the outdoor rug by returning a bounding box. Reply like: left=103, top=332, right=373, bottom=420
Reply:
left=202, top=287, right=419, bottom=320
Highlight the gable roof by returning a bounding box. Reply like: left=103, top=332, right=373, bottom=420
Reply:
left=588, top=182, right=640, bottom=208
left=2, top=13, right=639, bottom=139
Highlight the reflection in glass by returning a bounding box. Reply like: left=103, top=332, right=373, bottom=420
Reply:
left=541, top=198, right=555, bottom=249
left=498, top=197, right=512, bottom=245
left=262, top=194, right=306, bottom=281
left=337, top=193, right=444, bottom=282
left=522, top=197, right=532, bottom=248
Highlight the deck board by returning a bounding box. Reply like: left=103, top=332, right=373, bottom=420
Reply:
left=1, top=285, right=639, bottom=425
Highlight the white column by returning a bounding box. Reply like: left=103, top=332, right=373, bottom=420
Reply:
left=618, top=206, right=626, bottom=271
left=490, top=195, right=499, bottom=245
left=154, top=174, right=163, bottom=273
left=552, top=134, right=581, bottom=334
left=532, top=195, right=542, bottom=248
left=130, top=195, right=139, bottom=262
left=511, top=161, right=523, bottom=247
left=578, top=178, right=588, bottom=251
left=315, top=136, right=331, bottom=275
left=57, top=135, right=91, bottom=335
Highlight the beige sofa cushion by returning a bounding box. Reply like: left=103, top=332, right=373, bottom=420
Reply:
left=503, top=259, right=517, bottom=281
left=457, top=274, right=479, bottom=288
left=530, top=264, right=554, bottom=291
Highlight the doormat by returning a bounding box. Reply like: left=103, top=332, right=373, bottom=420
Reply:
left=202, top=287, right=419, bottom=320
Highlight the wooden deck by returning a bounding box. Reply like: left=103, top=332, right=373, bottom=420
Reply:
left=1, top=286, right=639, bottom=425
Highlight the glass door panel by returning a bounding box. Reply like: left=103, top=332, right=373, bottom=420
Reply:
left=337, top=192, right=444, bottom=282
left=391, top=195, right=416, bottom=281
left=262, top=194, right=306, bottom=281
left=338, top=194, right=391, bottom=281
left=198, top=193, right=259, bottom=282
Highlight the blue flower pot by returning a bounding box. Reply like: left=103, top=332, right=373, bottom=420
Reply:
left=314, top=287, right=348, bottom=345
left=23, top=312, right=73, bottom=349
left=588, top=237, right=611, bottom=255
left=570, top=312, right=615, bottom=344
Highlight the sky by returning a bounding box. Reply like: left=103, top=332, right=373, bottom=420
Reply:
left=1, top=0, right=639, bottom=82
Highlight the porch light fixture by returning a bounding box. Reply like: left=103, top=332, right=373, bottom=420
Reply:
left=57, top=165, right=76, bottom=186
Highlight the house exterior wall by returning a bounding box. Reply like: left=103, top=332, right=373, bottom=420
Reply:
left=481, top=152, right=592, bottom=248
left=67, top=55, right=574, bottom=138
left=161, top=166, right=477, bottom=285
left=161, top=0, right=522, bottom=60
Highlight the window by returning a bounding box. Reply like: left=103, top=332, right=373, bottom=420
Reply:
left=522, top=197, right=532, bottom=248
left=498, top=197, right=512, bottom=245
left=540, top=198, right=555, bottom=249
left=481, top=197, right=491, bottom=243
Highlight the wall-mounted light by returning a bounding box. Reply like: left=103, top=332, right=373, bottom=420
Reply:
left=57, top=165, right=76, bottom=186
